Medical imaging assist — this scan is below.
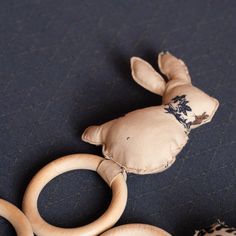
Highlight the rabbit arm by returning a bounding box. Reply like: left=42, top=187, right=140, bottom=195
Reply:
left=82, top=125, right=103, bottom=145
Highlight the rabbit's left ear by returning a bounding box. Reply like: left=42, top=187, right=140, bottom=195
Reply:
left=131, top=57, right=166, bottom=96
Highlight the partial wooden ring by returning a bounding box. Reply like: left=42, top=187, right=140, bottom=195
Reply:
left=100, top=224, right=171, bottom=236
left=22, top=154, right=127, bottom=236
left=0, top=199, right=33, bottom=236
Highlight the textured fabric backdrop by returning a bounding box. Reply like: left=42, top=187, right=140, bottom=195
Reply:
left=0, top=1, right=235, bottom=235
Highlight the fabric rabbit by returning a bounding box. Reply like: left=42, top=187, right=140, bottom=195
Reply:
left=82, top=52, right=219, bottom=174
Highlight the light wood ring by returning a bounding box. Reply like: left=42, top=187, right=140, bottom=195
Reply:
left=0, top=199, right=33, bottom=236
left=100, top=224, right=171, bottom=236
left=22, top=154, right=128, bottom=236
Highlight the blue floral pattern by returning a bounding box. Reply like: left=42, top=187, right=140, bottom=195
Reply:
left=164, top=95, right=192, bottom=131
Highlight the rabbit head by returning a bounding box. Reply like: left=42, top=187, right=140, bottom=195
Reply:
left=131, top=52, right=219, bottom=130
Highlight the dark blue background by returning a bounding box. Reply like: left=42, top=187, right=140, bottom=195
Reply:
left=0, top=1, right=235, bottom=235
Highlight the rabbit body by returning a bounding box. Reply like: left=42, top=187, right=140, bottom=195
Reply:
left=82, top=105, right=188, bottom=174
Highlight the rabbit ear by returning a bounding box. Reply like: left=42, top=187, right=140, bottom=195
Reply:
left=158, top=51, right=191, bottom=83
left=131, top=57, right=166, bottom=96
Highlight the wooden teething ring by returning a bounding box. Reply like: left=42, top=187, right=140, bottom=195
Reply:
left=0, top=199, right=33, bottom=236
left=100, top=224, right=171, bottom=236
left=22, top=153, right=128, bottom=236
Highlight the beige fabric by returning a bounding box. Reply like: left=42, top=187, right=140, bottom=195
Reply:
left=22, top=154, right=127, bottom=236
left=131, top=57, right=166, bottom=95
left=97, top=159, right=127, bottom=186
left=100, top=224, right=171, bottom=236
left=0, top=198, right=33, bottom=236
left=82, top=52, right=219, bottom=175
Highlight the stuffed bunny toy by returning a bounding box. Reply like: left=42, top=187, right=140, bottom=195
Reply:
left=194, top=221, right=236, bottom=236
left=82, top=52, right=219, bottom=174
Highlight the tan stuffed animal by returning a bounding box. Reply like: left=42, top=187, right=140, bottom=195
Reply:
left=82, top=52, right=219, bottom=175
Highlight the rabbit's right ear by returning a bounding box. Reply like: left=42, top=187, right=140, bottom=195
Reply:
left=131, top=57, right=166, bottom=96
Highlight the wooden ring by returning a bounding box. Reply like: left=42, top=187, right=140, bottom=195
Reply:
left=100, top=224, right=171, bottom=236
left=22, top=154, right=128, bottom=236
left=0, top=199, right=33, bottom=236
